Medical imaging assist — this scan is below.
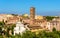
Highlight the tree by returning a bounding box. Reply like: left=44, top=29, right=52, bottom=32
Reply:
left=21, top=31, right=36, bottom=38
left=0, top=27, right=2, bottom=35
left=46, top=16, right=55, bottom=21
left=52, top=27, right=56, bottom=32
left=11, top=14, right=18, bottom=16
left=0, top=20, right=5, bottom=27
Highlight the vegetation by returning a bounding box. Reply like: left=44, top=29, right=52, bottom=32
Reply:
left=11, top=14, right=18, bottom=16
left=46, top=16, right=55, bottom=21
left=52, top=27, right=56, bottom=32
left=0, top=20, right=5, bottom=27
left=0, top=29, right=60, bottom=38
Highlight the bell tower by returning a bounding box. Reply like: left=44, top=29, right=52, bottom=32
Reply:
left=30, top=7, right=35, bottom=25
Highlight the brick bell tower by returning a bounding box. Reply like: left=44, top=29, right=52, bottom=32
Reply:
left=30, top=7, right=35, bottom=26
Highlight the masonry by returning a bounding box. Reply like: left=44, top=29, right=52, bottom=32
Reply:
left=30, top=7, right=35, bottom=26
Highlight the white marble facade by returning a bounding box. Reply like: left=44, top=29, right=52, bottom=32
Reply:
left=14, top=21, right=26, bottom=35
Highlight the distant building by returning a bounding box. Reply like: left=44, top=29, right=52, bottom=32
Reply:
left=0, top=14, right=13, bottom=22
left=35, top=15, right=44, bottom=20
left=30, top=7, right=35, bottom=26
left=51, top=18, right=60, bottom=31
left=46, top=18, right=60, bottom=31
left=6, top=16, right=19, bottom=24
left=14, top=21, right=26, bottom=35
left=14, top=19, right=30, bottom=35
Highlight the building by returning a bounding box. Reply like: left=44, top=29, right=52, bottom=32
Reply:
left=51, top=18, right=60, bottom=31
left=14, top=21, right=26, bottom=35
left=35, top=15, right=44, bottom=20
left=46, top=18, right=60, bottom=31
left=30, top=7, right=35, bottom=26
left=6, top=16, right=19, bottom=24
left=14, top=20, right=30, bottom=35
left=0, top=14, right=13, bottom=22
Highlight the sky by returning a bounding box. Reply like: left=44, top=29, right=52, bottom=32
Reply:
left=0, top=0, right=60, bottom=16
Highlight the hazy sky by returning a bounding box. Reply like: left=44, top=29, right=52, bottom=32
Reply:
left=0, top=0, right=60, bottom=16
